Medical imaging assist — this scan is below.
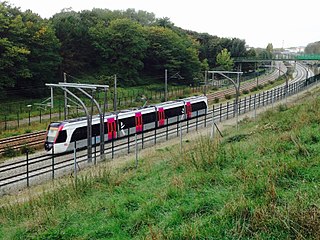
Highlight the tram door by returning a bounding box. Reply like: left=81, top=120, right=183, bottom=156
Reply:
left=107, top=118, right=117, bottom=140
left=135, top=112, right=143, bottom=132
left=186, top=102, right=192, bottom=118
left=157, top=108, right=165, bottom=127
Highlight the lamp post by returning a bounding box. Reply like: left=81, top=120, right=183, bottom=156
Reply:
left=66, top=104, right=71, bottom=119
left=27, top=105, right=32, bottom=126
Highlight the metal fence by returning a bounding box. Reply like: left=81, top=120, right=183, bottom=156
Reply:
left=0, top=85, right=205, bottom=131
left=0, top=74, right=319, bottom=195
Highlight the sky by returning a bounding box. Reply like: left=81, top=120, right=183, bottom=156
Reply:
left=4, top=0, right=320, bottom=48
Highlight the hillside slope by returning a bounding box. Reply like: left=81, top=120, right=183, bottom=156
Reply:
left=0, top=90, right=320, bottom=239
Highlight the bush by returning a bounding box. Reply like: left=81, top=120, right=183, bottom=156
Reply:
left=258, top=84, right=264, bottom=90
left=242, top=89, right=249, bottom=95
left=250, top=86, right=258, bottom=92
left=214, top=97, right=219, bottom=103
left=225, top=94, right=232, bottom=100
left=278, top=104, right=288, bottom=112
left=20, top=144, right=35, bottom=154
left=2, top=146, right=18, bottom=158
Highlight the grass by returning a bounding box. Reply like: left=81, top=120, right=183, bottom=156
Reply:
left=0, top=87, right=320, bottom=239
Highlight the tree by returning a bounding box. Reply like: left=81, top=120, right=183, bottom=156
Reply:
left=0, top=2, right=61, bottom=95
left=51, top=10, right=98, bottom=74
left=265, top=43, right=274, bottom=59
left=216, top=48, right=234, bottom=71
left=89, top=18, right=148, bottom=85
left=305, top=41, right=320, bottom=54
left=143, top=26, right=201, bottom=84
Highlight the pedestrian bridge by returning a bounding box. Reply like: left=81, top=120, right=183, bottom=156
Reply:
left=235, top=54, right=320, bottom=62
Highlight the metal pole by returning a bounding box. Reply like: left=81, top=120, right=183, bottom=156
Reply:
left=211, top=105, right=215, bottom=139
left=256, top=62, right=259, bottom=88
left=28, top=108, right=31, bottom=126
left=165, top=69, right=168, bottom=101
left=204, top=70, right=207, bottom=96
left=236, top=73, right=240, bottom=130
left=74, top=141, right=77, bottom=180
left=50, top=87, right=54, bottom=108
left=63, top=72, right=67, bottom=120
left=135, top=134, right=138, bottom=168
left=52, top=146, right=55, bottom=180
left=114, top=74, right=117, bottom=111
left=180, top=119, right=182, bottom=152
left=62, top=88, right=92, bottom=162
left=26, top=150, right=29, bottom=187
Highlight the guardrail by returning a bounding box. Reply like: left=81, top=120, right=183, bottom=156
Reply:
left=0, top=74, right=319, bottom=195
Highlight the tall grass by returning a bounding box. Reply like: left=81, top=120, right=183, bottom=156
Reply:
left=0, top=90, right=320, bottom=239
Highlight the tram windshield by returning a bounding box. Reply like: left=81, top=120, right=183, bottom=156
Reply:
left=46, top=127, right=58, bottom=142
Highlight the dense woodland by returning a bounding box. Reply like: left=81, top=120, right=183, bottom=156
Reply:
left=1, top=2, right=277, bottom=97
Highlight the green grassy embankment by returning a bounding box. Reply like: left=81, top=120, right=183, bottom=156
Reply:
left=0, top=89, right=319, bottom=239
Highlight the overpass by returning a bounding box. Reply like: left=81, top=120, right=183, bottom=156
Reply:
left=235, top=54, right=320, bottom=62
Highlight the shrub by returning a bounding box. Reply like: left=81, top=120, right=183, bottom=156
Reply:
left=278, top=104, right=288, bottom=112
left=24, top=129, right=32, bottom=134
left=214, top=97, right=219, bottom=103
left=225, top=94, right=232, bottom=100
left=20, top=144, right=35, bottom=154
left=250, top=86, right=258, bottom=92
left=242, top=89, right=249, bottom=95
left=258, top=84, right=264, bottom=89
left=3, top=146, right=18, bottom=158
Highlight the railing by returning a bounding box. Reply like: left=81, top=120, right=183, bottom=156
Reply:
left=0, top=74, right=319, bottom=195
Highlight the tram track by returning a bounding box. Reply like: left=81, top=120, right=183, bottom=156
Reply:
left=0, top=131, right=46, bottom=155
left=0, top=62, right=309, bottom=157
left=0, top=65, right=316, bottom=195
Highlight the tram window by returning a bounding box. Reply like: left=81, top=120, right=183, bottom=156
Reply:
left=165, top=106, right=183, bottom=118
left=71, top=126, right=87, bottom=142
left=143, top=112, right=156, bottom=124
left=119, top=116, right=135, bottom=129
left=191, top=102, right=207, bottom=111
left=56, top=130, right=67, bottom=143
left=92, top=123, right=100, bottom=136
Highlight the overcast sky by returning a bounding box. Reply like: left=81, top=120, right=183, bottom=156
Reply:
left=4, top=0, right=320, bottom=48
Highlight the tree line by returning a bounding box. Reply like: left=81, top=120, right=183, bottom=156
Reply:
left=1, top=2, right=273, bottom=97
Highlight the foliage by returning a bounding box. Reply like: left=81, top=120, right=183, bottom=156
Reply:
left=216, top=48, right=234, bottom=71
left=0, top=3, right=254, bottom=98
left=89, top=18, right=148, bottom=85
left=0, top=2, right=61, bottom=96
left=305, top=41, right=320, bottom=54
left=2, top=146, right=17, bottom=158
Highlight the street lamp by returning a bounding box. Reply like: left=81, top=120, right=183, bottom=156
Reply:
left=66, top=104, right=71, bottom=119
left=27, top=104, right=32, bottom=126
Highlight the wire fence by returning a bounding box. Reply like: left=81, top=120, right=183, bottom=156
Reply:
left=0, top=74, right=319, bottom=195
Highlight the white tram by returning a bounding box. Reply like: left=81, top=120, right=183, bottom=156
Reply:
left=44, top=96, right=208, bottom=154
